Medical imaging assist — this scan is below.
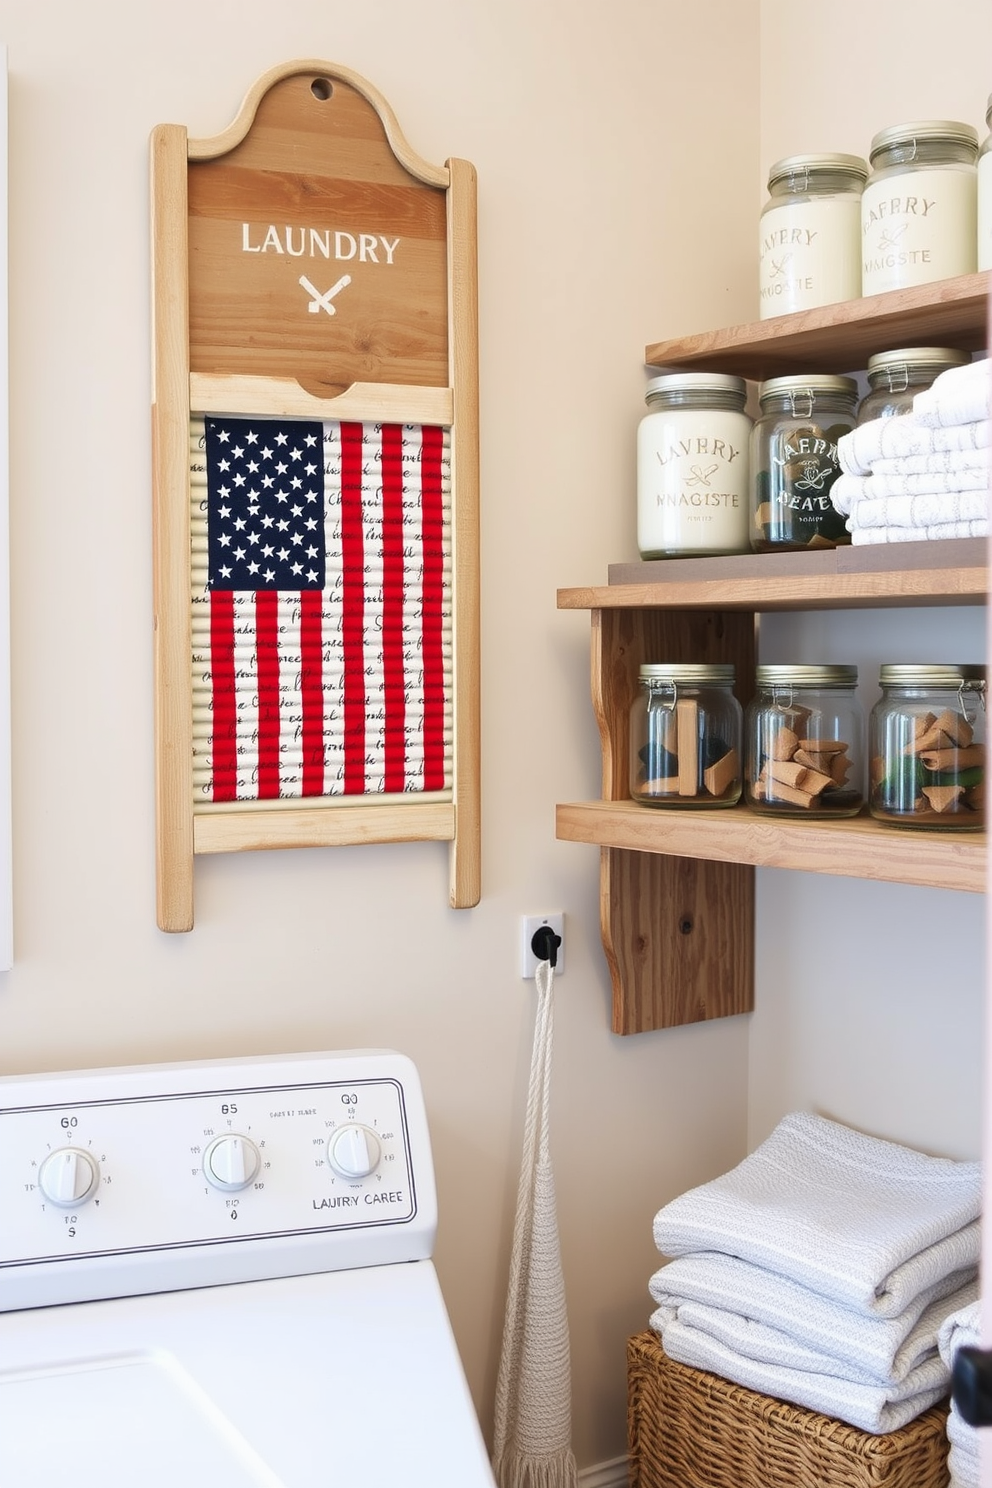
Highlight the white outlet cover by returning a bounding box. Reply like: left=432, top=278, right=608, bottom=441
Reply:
left=520, top=914, right=565, bottom=978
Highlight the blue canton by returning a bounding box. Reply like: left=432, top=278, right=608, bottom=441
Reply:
left=204, top=416, right=326, bottom=591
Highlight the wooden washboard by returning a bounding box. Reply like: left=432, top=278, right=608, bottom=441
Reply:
left=151, top=61, right=480, bottom=931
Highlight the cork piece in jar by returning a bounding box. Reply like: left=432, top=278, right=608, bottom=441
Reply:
left=766, top=779, right=816, bottom=808
left=896, top=711, right=937, bottom=755
left=921, top=783, right=965, bottom=814
left=770, top=726, right=800, bottom=761
left=930, top=709, right=974, bottom=749
left=829, top=752, right=851, bottom=787
left=918, top=744, right=986, bottom=772
left=911, top=725, right=957, bottom=754
left=767, top=759, right=833, bottom=796
left=798, top=766, right=834, bottom=796
left=799, top=737, right=848, bottom=756
left=676, top=698, right=699, bottom=797
left=703, top=747, right=739, bottom=799
left=643, top=776, right=680, bottom=796
left=766, top=759, right=807, bottom=789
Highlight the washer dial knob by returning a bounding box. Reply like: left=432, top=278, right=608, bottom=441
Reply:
left=327, top=1124, right=381, bottom=1180
left=203, top=1134, right=261, bottom=1192
left=38, top=1147, right=101, bottom=1207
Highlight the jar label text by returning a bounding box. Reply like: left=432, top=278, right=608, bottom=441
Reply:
left=774, top=437, right=839, bottom=464
left=654, top=437, right=741, bottom=466
left=655, top=490, right=741, bottom=510
left=862, top=196, right=936, bottom=226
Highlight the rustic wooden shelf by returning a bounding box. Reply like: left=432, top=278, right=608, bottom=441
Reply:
left=556, top=799, right=984, bottom=896
left=554, top=557, right=987, bottom=1035
left=564, top=276, right=989, bottom=1037
left=646, top=272, right=989, bottom=380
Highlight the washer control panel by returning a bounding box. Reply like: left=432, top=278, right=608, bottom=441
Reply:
left=0, top=1050, right=436, bottom=1310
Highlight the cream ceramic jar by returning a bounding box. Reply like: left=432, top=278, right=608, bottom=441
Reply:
left=636, top=373, right=751, bottom=558
left=759, top=153, right=867, bottom=317
left=861, top=120, right=978, bottom=295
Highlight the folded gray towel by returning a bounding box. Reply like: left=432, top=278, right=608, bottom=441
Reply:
left=653, top=1308, right=950, bottom=1434
left=839, top=413, right=991, bottom=476
left=851, top=519, right=988, bottom=544
left=652, top=1112, right=981, bottom=1318
left=650, top=1252, right=978, bottom=1384
left=914, top=359, right=991, bottom=429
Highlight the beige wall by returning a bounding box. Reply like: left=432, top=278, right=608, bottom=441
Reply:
left=752, top=0, right=989, bottom=1160
left=0, top=0, right=760, bottom=1470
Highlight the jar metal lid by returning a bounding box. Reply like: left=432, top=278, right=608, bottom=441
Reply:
left=866, top=347, right=970, bottom=379
left=639, top=663, right=736, bottom=685
left=645, top=372, right=747, bottom=400
left=766, top=153, right=868, bottom=189
left=756, top=664, right=858, bottom=687
left=878, top=663, right=986, bottom=687
left=869, top=120, right=979, bottom=162
left=758, top=374, right=859, bottom=405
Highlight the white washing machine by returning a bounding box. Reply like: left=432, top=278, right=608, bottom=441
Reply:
left=0, top=1049, right=496, bottom=1488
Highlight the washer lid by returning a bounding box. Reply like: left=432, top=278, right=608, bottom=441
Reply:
left=0, top=1352, right=285, bottom=1488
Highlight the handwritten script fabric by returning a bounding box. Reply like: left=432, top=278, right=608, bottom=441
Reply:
left=190, top=416, right=452, bottom=804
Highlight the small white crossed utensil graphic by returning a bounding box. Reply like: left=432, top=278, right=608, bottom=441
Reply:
left=685, top=463, right=719, bottom=487
left=877, top=223, right=908, bottom=253
left=299, top=273, right=352, bottom=315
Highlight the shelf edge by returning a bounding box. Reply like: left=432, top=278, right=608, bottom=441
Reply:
left=556, top=801, right=985, bottom=894
left=645, top=272, right=990, bottom=375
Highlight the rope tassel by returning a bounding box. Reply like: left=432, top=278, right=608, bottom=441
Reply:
left=492, top=959, right=578, bottom=1488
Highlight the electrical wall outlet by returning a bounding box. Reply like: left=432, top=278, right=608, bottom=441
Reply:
left=520, top=913, right=565, bottom=978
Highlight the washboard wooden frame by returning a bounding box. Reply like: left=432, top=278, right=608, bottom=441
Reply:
left=151, top=61, right=480, bottom=931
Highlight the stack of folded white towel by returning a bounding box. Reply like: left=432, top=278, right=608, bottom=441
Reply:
left=937, top=1299, right=982, bottom=1488
left=649, top=1111, right=981, bottom=1435
left=830, top=358, right=990, bottom=544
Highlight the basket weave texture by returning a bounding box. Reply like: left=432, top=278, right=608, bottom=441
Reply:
left=627, top=1330, right=951, bottom=1488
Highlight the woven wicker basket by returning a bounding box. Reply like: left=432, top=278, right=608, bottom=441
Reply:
left=627, top=1331, right=951, bottom=1488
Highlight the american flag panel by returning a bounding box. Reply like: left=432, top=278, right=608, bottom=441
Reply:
left=189, top=415, right=453, bottom=806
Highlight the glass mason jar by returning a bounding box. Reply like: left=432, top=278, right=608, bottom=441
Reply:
left=856, top=346, right=970, bottom=424
left=861, top=121, right=978, bottom=295
left=750, top=376, right=857, bottom=551
left=636, top=374, right=752, bottom=559
left=979, top=94, right=992, bottom=271
left=746, top=665, right=865, bottom=817
left=759, top=153, right=868, bottom=319
left=869, top=664, right=986, bottom=829
left=630, top=663, right=743, bottom=808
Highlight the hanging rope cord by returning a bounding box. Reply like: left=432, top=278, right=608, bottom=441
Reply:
left=492, top=958, right=578, bottom=1488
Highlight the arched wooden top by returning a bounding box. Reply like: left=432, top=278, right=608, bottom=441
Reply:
left=187, top=58, right=450, bottom=189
